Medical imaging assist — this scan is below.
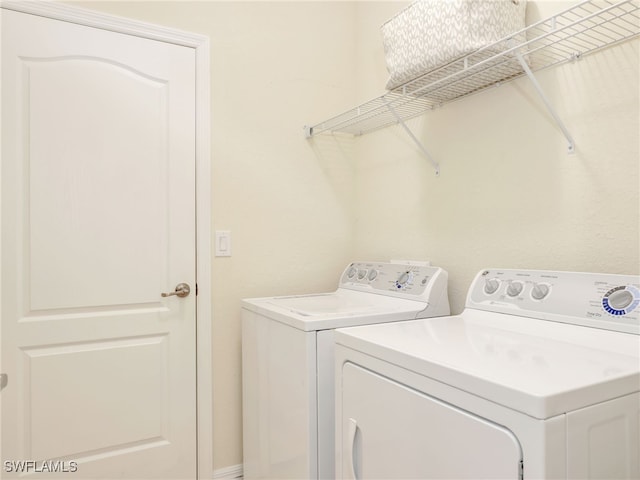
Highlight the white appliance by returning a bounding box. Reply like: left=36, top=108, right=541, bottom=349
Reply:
left=241, top=261, right=450, bottom=479
left=335, top=269, right=640, bottom=479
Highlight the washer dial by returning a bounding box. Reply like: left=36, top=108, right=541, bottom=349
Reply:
left=346, top=266, right=357, bottom=279
left=602, top=285, right=640, bottom=316
left=367, top=269, right=378, bottom=282
left=484, top=278, right=500, bottom=295
left=395, top=271, right=413, bottom=289
left=531, top=283, right=550, bottom=301
left=506, top=281, right=524, bottom=297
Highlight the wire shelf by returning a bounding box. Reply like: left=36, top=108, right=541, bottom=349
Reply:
left=307, top=0, right=640, bottom=137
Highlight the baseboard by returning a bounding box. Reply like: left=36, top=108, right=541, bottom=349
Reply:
left=212, top=464, right=243, bottom=479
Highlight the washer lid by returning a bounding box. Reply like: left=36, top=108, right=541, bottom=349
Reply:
left=335, top=310, right=640, bottom=419
left=242, top=289, right=429, bottom=331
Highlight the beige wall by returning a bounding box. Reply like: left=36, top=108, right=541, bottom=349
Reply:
left=349, top=1, right=640, bottom=314
left=68, top=0, right=639, bottom=473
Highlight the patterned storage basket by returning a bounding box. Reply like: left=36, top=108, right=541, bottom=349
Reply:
left=382, top=0, right=527, bottom=90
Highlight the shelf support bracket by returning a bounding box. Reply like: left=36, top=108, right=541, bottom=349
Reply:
left=515, top=51, right=575, bottom=154
left=385, top=102, right=440, bottom=176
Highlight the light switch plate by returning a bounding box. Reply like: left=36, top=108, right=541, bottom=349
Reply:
left=215, top=230, right=231, bottom=257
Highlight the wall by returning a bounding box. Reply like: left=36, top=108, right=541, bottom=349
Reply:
left=68, top=0, right=357, bottom=473
left=351, top=1, right=640, bottom=314
left=66, top=0, right=640, bottom=474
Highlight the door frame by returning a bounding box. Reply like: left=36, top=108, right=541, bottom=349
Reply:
left=0, top=1, right=213, bottom=478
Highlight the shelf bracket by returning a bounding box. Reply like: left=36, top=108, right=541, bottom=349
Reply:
left=385, top=101, right=440, bottom=176
left=304, top=125, right=313, bottom=139
left=515, top=51, right=575, bottom=154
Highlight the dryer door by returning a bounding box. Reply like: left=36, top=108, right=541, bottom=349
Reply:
left=340, top=363, right=522, bottom=479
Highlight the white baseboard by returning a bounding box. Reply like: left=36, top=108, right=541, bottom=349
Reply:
left=212, top=464, right=243, bottom=479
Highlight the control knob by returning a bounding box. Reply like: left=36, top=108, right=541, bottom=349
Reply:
left=506, top=281, right=523, bottom=297
left=607, top=289, right=633, bottom=310
left=531, top=283, right=550, bottom=300
left=602, top=285, right=639, bottom=316
left=395, top=271, right=413, bottom=289
left=484, top=278, right=500, bottom=295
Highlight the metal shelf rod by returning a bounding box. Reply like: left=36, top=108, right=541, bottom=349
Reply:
left=385, top=101, right=440, bottom=176
left=515, top=50, right=576, bottom=154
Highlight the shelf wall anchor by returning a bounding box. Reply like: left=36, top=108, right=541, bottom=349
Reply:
left=304, top=125, right=313, bottom=138
left=385, top=101, right=440, bottom=176
left=515, top=51, right=575, bottom=154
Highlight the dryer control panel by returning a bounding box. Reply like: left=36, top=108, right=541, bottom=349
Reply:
left=467, top=269, right=640, bottom=334
left=339, top=262, right=448, bottom=303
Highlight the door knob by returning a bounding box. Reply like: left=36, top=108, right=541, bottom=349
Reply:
left=161, top=283, right=191, bottom=298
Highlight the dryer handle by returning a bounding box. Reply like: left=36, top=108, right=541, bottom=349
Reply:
left=347, top=418, right=361, bottom=480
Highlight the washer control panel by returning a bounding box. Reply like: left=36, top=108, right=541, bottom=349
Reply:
left=467, top=269, right=640, bottom=334
left=340, top=261, right=446, bottom=301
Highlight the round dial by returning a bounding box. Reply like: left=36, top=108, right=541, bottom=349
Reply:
left=608, top=290, right=633, bottom=309
left=531, top=283, right=550, bottom=301
left=367, top=269, right=378, bottom=282
left=395, top=271, right=413, bottom=289
left=484, top=278, right=500, bottom=295
left=602, top=285, right=640, bottom=316
left=357, top=269, right=368, bottom=281
left=346, top=266, right=357, bottom=279
left=506, top=281, right=523, bottom=297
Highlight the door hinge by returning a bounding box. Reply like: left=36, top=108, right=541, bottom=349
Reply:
left=519, top=460, right=524, bottom=480
left=195, top=283, right=199, bottom=296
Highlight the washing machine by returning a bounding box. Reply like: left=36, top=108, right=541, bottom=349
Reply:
left=335, top=268, right=640, bottom=479
left=241, top=261, right=450, bottom=479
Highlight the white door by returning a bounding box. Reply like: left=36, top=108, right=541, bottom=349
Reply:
left=341, top=363, right=522, bottom=479
left=1, top=9, right=197, bottom=478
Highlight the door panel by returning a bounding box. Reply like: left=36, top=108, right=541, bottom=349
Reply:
left=341, top=362, right=522, bottom=479
left=28, top=56, right=169, bottom=311
left=2, top=9, right=196, bottom=478
left=26, top=335, right=167, bottom=460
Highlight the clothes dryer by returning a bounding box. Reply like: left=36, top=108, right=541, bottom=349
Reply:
left=335, top=269, right=640, bottom=479
left=242, top=261, right=449, bottom=479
